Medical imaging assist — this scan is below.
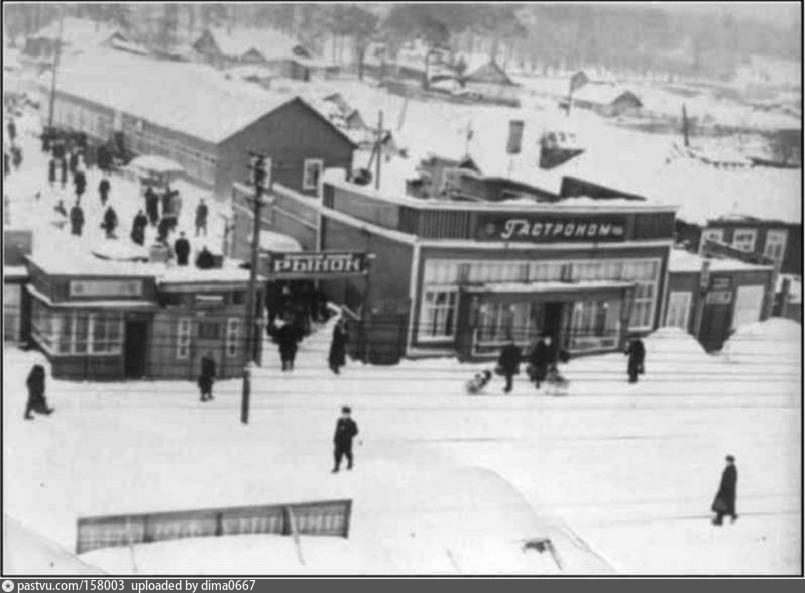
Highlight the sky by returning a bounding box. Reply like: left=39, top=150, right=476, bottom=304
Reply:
left=621, top=2, right=800, bottom=28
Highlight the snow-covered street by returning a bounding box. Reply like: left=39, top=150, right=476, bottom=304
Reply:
left=3, top=317, right=801, bottom=574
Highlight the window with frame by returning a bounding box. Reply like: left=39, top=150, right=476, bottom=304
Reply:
left=732, top=228, right=757, bottom=253
left=665, top=291, right=692, bottom=331
left=302, top=158, right=324, bottom=191
left=700, top=228, right=724, bottom=254
left=763, top=229, right=788, bottom=263
left=177, top=318, right=192, bottom=360
left=620, top=260, right=660, bottom=330
left=226, top=318, right=240, bottom=357
left=419, top=289, right=458, bottom=340
left=198, top=322, right=220, bottom=340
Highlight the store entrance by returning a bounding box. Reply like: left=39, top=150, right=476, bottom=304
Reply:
left=542, top=302, right=564, bottom=342
left=124, top=320, right=148, bottom=378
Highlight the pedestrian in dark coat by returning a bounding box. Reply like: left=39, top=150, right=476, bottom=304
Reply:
left=625, top=337, right=646, bottom=383
left=276, top=320, right=300, bottom=371
left=7, top=119, right=16, bottom=143
left=102, top=206, right=118, bottom=238
left=11, top=144, right=22, bottom=169
left=328, top=318, right=348, bottom=374
left=60, top=157, right=68, bottom=188
left=528, top=337, right=553, bottom=389
left=68, top=151, right=79, bottom=175
left=3, top=151, right=9, bottom=177
left=25, top=364, right=53, bottom=420
left=711, top=455, right=738, bottom=526
left=497, top=340, right=522, bottom=394
left=130, top=210, right=148, bottom=245
left=74, top=169, right=87, bottom=199
left=332, top=406, right=359, bottom=473
left=195, top=246, right=215, bottom=269
left=145, top=186, right=159, bottom=226
left=195, top=199, right=209, bottom=237
left=98, top=178, right=111, bottom=207
left=174, top=232, right=191, bottom=266
left=161, top=188, right=171, bottom=217
left=70, top=203, right=84, bottom=236
left=157, top=216, right=171, bottom=244
left=97, top=144, right=110, bottom=174
left=198, top=353, right=216, bottom=402
left=48, top=157, right=56, bottom=186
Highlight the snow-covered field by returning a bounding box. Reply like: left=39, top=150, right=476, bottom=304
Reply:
left=3, top=318, right=801, bottom=575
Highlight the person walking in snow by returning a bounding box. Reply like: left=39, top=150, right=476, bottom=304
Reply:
left=195, top=199, right=209, bottom=237
left=74, top=169, right=87, bottom=200
left=3, top=150, right=9, bottom=178
left=625, top=336, right=646, bottom=384
left=48, top=156, right=56, bottom=187
left=11, top=144, right=22, bottom=169
left=60, top=157, right=68, bottom=189
left=145, top=186, right=159, bottom=226
left=174, top=232, right=191, bottom=266
left=102, top=205, right=118, bottom=239
left=198, top=353, right=216, bottom=402
left=328, top=317, right=348, bottom=374
left=170, top=190, right=183, bottom=224
left=497, top=339, right=522, bottom=394
left=711, top=455, right=738, bottom=526
left=98, top=178, right=111, bottom=207
left=69, top=202, right=84, bottom=236
left=195, top=246, right=215, bottom=270
left=332, top=406, right=359, bottom=473
left=25, top=363, right=53, bottom=420
left=7, top=119, right=16, bottom=143
left=275, top=318, right=300, bottom=371
left=528, top=336, right=553, bottom=390
left=130, top=210, right=148, bottom=246
left=68, top=150, right=79, bottom=176
left=161, top=187, right=172, bottom=218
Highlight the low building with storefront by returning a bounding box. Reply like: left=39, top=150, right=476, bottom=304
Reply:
left=3, top=228, right=33, bottom=345
left=23, top=248, right=261, bottom=381
left=663, top=249, right=776, bottom=351
left=45, top=49, right=355, bottom=201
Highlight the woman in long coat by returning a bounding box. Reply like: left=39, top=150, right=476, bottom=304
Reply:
left=328, top=318, right=348, bottom=374
left=25, top=363, right=53, bottom=419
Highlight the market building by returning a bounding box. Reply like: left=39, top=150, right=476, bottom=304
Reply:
left=23, top=247, right=261, bottom=381
left=228, top=163, right=677, bottom=363
left=44, top=49, right=355, bottom=201
left=664, top=248, right=776, bottom=351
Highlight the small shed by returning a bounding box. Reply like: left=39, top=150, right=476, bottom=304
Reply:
left=462, top=61, right=519, bottom=104
left=570, top=85, right=643, bottom=117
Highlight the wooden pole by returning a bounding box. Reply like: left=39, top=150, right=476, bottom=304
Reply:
left=374, top=111, right=383, bottom=191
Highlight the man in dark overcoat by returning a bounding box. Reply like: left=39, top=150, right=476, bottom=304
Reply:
left=25, top=363, right=53, bottom=420
left=98, top=178, right=111, bottom=207
left=145, top=186, right=159, bottom=226
left=198, top=353, right=216, bottom=402
left=332, top=406, right=359, bottom=473
left=174, top=232, right=191, bottom=266
left=497, top=339, right=522, bottom=394
left=712, top=455, right=738, bottom=526
left=528, top=336, right=553, bottom=389
left=625, top=336, right=646, bottom=383
left=328, top=318, right=348, bottom=374
left=70, top=202, right=84, bottom=236
left=130, top=210, right=148, bottom=246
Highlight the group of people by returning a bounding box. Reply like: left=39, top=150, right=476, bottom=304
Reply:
left=493, top=336, right=570, bottom=395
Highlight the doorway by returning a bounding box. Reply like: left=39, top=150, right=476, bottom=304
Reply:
left=124, top=320, right=148, bottom=378
left=542, top=302, right=564, bottom=341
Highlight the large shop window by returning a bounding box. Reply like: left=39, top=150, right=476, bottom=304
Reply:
left=226, top=318, right=240, bottom=357
left=3, top=284, right=21, bottom=342
left=477, top=302, right=539, bottom=346
left=568, top=300, right=621, bottom=351
left=31, top=301, right=123, bottom=355
left=420, top=289, right=458, bottom=340
left=303, top=159, right=324, bottom=192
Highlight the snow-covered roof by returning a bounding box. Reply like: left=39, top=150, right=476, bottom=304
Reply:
left=201, top=27, right=313, bottom=62
left=53, top=49, right=299, bottom=144
left=572, top=84, right=642, bottom=107
left=129, top=155, right=185, bottom=174
left=668, top=249, right=773, bottom=274
left=465, top=62, right=516, bottom=87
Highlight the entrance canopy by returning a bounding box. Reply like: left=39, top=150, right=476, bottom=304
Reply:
left=463, top=280, right=635, bottom=298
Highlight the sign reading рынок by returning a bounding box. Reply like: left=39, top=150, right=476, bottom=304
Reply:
left=264, top=251, right=369, bottom=278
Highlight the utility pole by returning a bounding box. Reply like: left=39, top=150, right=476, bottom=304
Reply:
left=374, top=111, right=383, bottom=191
left=682, top=104, right=690, bottom=148
left=47, top=7, right=66, bottom=130
left=241, top=152, right=268, bottom=425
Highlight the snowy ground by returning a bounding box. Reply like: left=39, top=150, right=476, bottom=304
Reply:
left=3, top=319, right=801, bottom=575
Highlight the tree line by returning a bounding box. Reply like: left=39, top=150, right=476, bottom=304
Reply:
left=3, top=3, right=801, bottom=80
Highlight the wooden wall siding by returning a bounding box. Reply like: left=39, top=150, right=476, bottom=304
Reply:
left=51, top=355, right=124, bottom=381
left=76, top=499, right=353, bottom=554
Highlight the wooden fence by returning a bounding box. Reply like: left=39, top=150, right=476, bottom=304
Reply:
left=76, top=499, right=352, bottom=555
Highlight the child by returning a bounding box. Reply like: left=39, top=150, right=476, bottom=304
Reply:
left=466, top=370, right=493, bottom=395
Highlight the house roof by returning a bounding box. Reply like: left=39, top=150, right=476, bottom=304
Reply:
left=52, top=49, right=318, bottom=144
left=573, top=84, right=642, bottom=107
left=465, top=62, right=516, bottom=87
left=197, top=27, right=313, bottom=62
left=668, top=248, right=773, bottom=274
